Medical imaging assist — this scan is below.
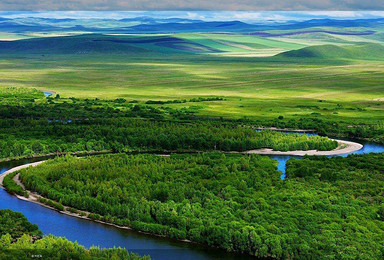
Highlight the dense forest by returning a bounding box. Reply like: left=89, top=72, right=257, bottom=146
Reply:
left=0, top=209, right=149, bottom=260
left=0, top=88, right=382, bottom=161
left=0, top=118, right=338, bottom=159
left=0, top=88, right=340, bottom=160
left=0, top=209, right=41, bottom=239
left=19, top=153, right=384, bottom=259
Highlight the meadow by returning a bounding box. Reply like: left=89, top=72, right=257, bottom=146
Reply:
left=0, top=33, right=383, bottom=127
left=0, top=54, right=383, bottom=124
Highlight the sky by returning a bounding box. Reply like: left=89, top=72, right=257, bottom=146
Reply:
left=0, top=1, right=383, bottom=11
left=1, top=11, right=384, bottom=23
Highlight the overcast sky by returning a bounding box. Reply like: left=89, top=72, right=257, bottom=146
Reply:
left=0, top=0, right=383, bottom=11
left=1, top=11, right=384, bottom=22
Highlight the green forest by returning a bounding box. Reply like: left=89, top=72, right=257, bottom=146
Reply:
left=0, top=87, right=344, bottom=160
left=0, top=209, right=149, bottom=260
left=18, top=153, right=384, bottom=259
left=0, top=118, right=338, bottom=159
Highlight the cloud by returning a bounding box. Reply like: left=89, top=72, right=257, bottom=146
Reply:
left=0, top=0, right=383, bottom=11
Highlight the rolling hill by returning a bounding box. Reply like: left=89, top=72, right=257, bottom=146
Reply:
left=277, top=43, right=384, bottom=60
left=0, top=34, right=223, bottom=54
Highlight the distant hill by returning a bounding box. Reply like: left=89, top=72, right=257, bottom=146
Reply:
left=1, top=16, right=384, bottom=35
left=128, top=21, right=256, bottom=32
left=277, top=43, right=384, bottom=60
left=275, top=18, right=384, bottom=29
left=0, top=34, right=222, bottom=54
left=0, top=21, right=59, bottom=32
left=249, top=30, right=375, bottom=37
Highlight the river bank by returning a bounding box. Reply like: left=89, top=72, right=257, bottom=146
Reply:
left=0, top=136, right=382, bottom=260
left=0, top=138, right=363, bottom=164
left=252, top=127, right=316, bottom=132
left=0, top=137, right=364, bottom=226
left=0, top=161, right=194, bottom=244
left=244, top=139, right=363, bottom=156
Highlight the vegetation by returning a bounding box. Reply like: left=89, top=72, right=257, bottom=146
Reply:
left=0, top=209, right=149, bottom=260
left=0, top=118, right=337, bottom=159
left=18, top=153, right=384, bottom=258
left=145, top=97, right=224, bottom=105
left=0, top=87, right=341, bottom=160
left=0, top=209, right=41, bottom=239
left=38, top=197, right=64, bottom=211
left=0, top=22, right=384, bottom=259
left=277, top=43, right=384, bottom=60
left=3, top=172, right=29, bottom=198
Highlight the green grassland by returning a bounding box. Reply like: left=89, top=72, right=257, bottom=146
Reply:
left=0, top=33, right=383, bottom=125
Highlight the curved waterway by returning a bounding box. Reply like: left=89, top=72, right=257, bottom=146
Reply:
left=1, top=134, right=383, bottom=260
left=269, top=132, right=384, bottom=179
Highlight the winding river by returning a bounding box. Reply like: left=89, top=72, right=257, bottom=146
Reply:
left=1, top=133, right=383, bottom=260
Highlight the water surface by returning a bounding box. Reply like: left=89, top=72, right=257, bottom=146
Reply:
left=1, top=135, right=383, bottom=259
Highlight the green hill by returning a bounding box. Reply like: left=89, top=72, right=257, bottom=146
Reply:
left=0, top=34, right=222, bottom=55
left=277, top=43, right=384, bottom=60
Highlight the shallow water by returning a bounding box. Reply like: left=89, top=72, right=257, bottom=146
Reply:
left=43, top=91, right=53, bottom=97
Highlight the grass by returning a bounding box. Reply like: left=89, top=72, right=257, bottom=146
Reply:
left=0, top=33, right=383, bottom=124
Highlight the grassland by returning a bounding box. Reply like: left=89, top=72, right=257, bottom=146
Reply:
left=0, top=33, right=383, bottom=125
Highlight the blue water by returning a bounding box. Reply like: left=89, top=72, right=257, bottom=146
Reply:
left=271, top=132, right=384, bottom=179
left=43, top=91, right=53, bottom=98
left=0, top=135, right=383, bottom=260
left=0, top=159, right=252, bottom=260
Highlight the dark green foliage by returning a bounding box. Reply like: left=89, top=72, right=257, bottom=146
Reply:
left=0, top=209, right=149, bottom=259
left=286, top=153, right=384, bottom=182
left=0, top=209, right=41, bottom=239
left=21, top=153, right=282, bottom=257
left=0, top=117, right=337, bottom=159
left=19, top=153, right=384, bottom=258
left=38, top=198, right=64, bottom=211
left=253, top=116, right=384, bottom=144
left=3, top=172, right=29, bottom=198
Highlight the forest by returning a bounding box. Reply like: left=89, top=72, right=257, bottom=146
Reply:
left=18, top=153, right=384, bottom=259
left=0, top=87, right=341, bottom=160
left=0, top=118, right=338, bottom=159
left=0, top=209, right=150, bottom=260
left=1, top=87, right=383, bottom=155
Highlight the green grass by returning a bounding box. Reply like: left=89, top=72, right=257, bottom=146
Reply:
left=278, top=43, right=384, bottom=59
left=0, top=33, right=383, bottom=124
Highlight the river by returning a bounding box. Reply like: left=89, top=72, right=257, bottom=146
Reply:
left=0, top=135, right=383, bottom=260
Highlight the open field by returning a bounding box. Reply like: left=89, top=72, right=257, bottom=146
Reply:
left=0, top=38, right=383, bottom=124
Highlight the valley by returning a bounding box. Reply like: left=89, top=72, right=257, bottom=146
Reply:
left=0, top=12, right=384, bottom=260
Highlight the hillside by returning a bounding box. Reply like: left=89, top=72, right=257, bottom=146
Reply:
left=0, top=34, right=222, bottom=54
left=277, top=43, right=384, bottom=60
